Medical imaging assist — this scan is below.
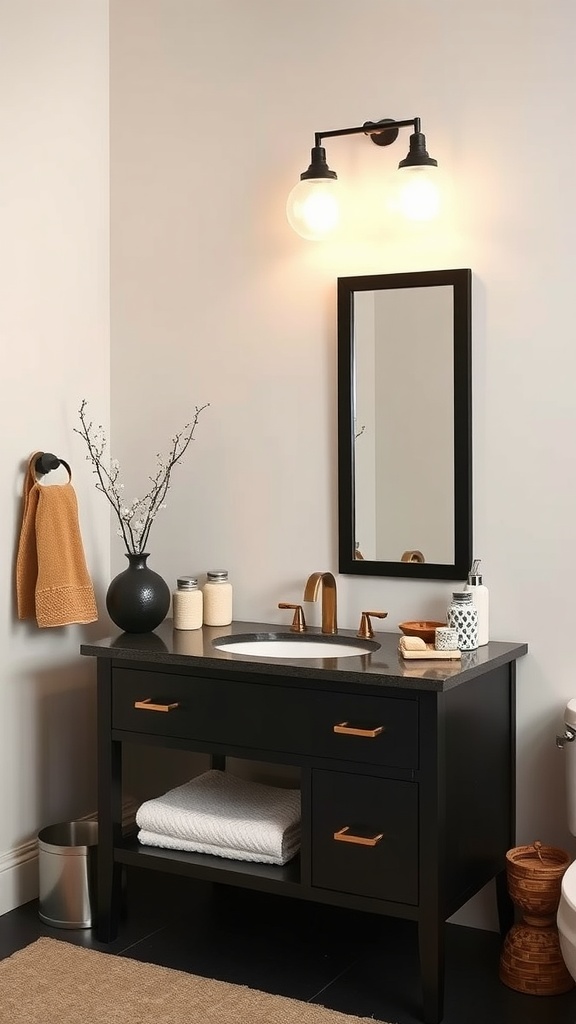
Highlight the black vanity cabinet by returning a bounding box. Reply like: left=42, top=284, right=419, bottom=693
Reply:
left=81, top=622, right=527, bottom=1024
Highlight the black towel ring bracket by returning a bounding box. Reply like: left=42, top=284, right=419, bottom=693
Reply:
left=35, top=453, right=71, bottom=476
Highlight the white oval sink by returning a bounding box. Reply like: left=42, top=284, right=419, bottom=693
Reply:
left=212, top=633, right=380, bottom=659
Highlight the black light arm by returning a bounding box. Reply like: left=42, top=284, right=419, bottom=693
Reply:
left=314, top=117, right=420, bottom=150
left=302, top=116, right=436, bottom=177
left=299, top=118, right=420, bottom=183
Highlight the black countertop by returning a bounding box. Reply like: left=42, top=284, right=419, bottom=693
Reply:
left=80, top=620, right=528, bottom=693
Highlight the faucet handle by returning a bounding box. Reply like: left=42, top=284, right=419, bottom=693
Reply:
left=357, top=610, right=388, bottom=640
left=278, top=602, right=307, bottom=633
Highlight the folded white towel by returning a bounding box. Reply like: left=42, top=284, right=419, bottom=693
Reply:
left=137, top=828, right=301, bottom=866
left=136, top=770, right=301, bottom=866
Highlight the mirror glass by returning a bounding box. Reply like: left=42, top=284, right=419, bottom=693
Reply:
left=337, top=269, right=472, bottom=580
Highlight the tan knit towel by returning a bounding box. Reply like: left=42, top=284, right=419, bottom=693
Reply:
left=16, top=452, right=98, bottom=627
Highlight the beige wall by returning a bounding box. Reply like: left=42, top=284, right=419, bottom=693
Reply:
left=109, top=0, right=576, bottom=930
left=0, top=2, right=110, bottom=912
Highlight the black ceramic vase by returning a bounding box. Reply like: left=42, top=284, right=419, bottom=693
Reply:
left=106, top=553, right=170, bottom=633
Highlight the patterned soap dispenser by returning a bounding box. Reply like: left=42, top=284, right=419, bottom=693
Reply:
left=447, top=591, right=478, bottom=651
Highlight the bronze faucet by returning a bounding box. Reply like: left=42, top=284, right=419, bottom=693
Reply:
left=303, top=571, right=337, bottom=634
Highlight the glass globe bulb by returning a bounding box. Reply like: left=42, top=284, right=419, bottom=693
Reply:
left=286, top=178, right=341, bottom=241
left=396, top=166, right=440, bottom=221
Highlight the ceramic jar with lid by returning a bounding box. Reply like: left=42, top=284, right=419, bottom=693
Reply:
left=203, top=570, right=233, bottom=626
left=173, top=576, right=203, bottom=630
left=447, top=591, right=478, bottom=651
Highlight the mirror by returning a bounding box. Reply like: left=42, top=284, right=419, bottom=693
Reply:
left=337, top=268, right=472, bottom=580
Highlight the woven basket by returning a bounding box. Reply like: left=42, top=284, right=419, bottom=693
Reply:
left=499, top=841, right=574, bottom=995
left=500, top=924, right=574, bottom=995
left=506, top=841, right=570, bottom=921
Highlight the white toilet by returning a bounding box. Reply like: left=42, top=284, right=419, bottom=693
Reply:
left=557, top=698, right=576, bottom=979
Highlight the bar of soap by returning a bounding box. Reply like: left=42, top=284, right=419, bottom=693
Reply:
left=399, top=635, right=427, bottom=651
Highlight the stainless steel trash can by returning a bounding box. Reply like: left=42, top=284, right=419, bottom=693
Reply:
left=38, top=820, right=98, bottom=928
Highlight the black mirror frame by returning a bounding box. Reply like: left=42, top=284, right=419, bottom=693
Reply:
left=337, top=268, right=472, bottom=580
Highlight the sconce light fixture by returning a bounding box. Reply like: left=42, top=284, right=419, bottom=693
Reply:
left=286, top=116, right=439, bottom=241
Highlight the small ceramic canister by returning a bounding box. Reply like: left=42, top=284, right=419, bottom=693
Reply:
left=435, top=626, right=460, bottom=651
left=446, top=592, right=478, bottom=651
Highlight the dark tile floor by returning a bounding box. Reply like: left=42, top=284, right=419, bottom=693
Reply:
left=1, top=870, right=575, bottom=1024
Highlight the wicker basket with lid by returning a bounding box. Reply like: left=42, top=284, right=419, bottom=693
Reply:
left=499, top=841, right=574, bottom=995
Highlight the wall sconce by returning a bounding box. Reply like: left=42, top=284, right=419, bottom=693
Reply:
left=286, top=116, right=439, bottom=241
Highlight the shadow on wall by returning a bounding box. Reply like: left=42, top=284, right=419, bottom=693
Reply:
left=30, top=660, right=99, bottom=830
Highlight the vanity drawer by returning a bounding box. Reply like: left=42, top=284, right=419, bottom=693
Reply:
left=311, top=770, right=418, bottom=905
left=112, top=669, right=418, bottom=768
left=310, top=692, right=418, bottom=769
left=111, top=668, right=312, bottom=754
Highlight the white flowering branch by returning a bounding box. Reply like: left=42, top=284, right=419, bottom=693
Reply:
left=75, top=399, right=210, bottom=555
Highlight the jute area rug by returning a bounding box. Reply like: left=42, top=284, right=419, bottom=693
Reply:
left=1, top=937, right=392, bottom=1023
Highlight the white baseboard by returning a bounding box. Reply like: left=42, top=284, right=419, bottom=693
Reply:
left=0, top=839, right=39, bottom=917
left=0, top=800, right=138, bottom=918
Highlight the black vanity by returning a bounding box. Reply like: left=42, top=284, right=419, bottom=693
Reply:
left=81, top=621, right=527, bottom=1024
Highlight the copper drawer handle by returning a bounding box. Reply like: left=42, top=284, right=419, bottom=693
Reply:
left=333, top=722, right=383, bottom=738
left=333, top=826, right=384, bottom=847
left=134, top=698, right=180, bottom=713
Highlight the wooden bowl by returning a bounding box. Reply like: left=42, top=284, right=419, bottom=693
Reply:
left=398, top=620, right=446, bottom=644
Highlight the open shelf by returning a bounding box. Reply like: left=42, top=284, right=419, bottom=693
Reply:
left=115, top=837, right=303, bottom=897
